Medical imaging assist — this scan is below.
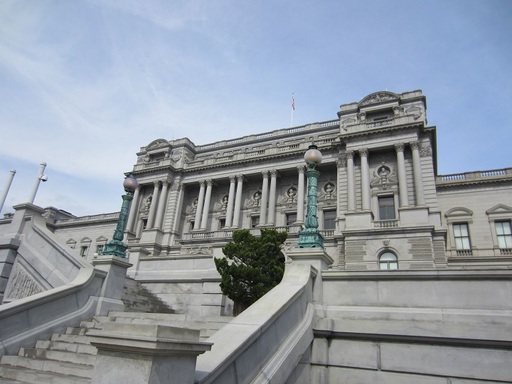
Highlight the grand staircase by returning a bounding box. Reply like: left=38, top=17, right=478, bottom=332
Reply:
left=0, top=279, right=232, bottom=383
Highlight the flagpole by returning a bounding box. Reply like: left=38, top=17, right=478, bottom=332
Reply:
left=291, top=93, right=295, bottom=127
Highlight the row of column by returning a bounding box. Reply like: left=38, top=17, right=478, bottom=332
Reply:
left=191, top=166, right=307, bottom=231
left=346, top=141, right=425, bottom=212
left=126, top=181, right=170, bottom=233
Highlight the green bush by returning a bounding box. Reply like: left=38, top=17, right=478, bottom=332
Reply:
left=214, top=229, right=287, bottom=311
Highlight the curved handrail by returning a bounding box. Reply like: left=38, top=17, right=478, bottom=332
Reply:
left=0, top=264, right=106, bottom=356
left=195, top=263, right=316, bottom=384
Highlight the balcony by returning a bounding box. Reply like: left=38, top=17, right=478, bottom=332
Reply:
left=179, top=226, right=334, bottom=243
left=373, top=220, right=398, bottom=228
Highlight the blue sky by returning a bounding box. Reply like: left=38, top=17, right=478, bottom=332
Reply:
left=1, top=0, right=511, bottom=217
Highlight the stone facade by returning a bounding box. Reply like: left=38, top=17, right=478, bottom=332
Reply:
left=1, top=90, right=512, bottom=383
left=42, top=90, right=512, bottom=315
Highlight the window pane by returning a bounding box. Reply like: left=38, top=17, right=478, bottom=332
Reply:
left=453, top=223, right=471, bottom=250
left=323, top=210, right=336, bottom=230
left=286, top=213, right=297, bottom=226
left=496, top=221, right=512, bottom=248
left=378, top=196, right=395, bottom=220
left=379, top=252, right=398, bottom=270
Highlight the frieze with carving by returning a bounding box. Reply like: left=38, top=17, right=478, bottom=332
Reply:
left=185, top=198, right=198, bottom=214
left=214, top=195, right=229, bottom=212
left=359, top=92, right=399, bottom=106
left=319, top=182, right=336, bottom=200
left=420, top=145, right=432, bottom=157
left=4, top=263, right=45, bottom=300
left=370, top=164, right=398, bottom=189
left=280, top=186, right=298, bottom=205
left=182, top=247, right=213, bottom=255
left=139, top=194, right=152, bottom=215
left=246, top=191, right=262, bottom=208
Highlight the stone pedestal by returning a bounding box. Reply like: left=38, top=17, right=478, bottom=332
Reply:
left=88, top=323, right=212, bottom=384
left=92, top=255, right=132, bottom=315
left=286, top=248, right=333, bottom=303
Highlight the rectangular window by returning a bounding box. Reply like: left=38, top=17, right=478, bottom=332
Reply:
left=453, top=223, right=471, bottom=250
left=323, top=210, right=336, bottom=230
left=496, top=221, right=512, bottom=249
left=251, top=216, right=260, bottom=228
left=219, top=218, right=226, bottom=229
left=286, top=213, right=297, bottom=226
left=80, top=246, right=89, bottom=257
left=96, top=244, right=104, bottom=255
left=378, top=196, right=395, bottom=220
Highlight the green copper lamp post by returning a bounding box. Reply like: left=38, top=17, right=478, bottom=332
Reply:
left=103, top=174, right=138, bottom=258
left=298, top=144, right=324, bottom=248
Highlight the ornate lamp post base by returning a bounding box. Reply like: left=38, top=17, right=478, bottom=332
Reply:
left=297, top=228, right=324, bottom=248
left=103, top=240, right=128, bottom=258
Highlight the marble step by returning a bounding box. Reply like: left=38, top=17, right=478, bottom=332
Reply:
left=18, top=347, right=96, bottom=365
left=34, top=340, right=97, bottom=356
left=0, top=365, right=90, bottom=384
left=0, top=356, right=93, bottom=379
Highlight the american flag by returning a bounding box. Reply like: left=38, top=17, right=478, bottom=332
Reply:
left=292, top=94, right=295, bottom=110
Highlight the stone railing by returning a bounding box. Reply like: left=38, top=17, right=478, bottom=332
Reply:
left=437, top=168, right=512, bottom=185
left=456, top=249, right=473, bottom=257
left=374, top=219, right=399, bottom=228
left=195, top=120, right=339, bottom=152
left=195, top=263, right=315, bottom=384
left=180, top=226, right=335, bottom=242
left=0, top=204, right=132, bottom=356
left=55, top=212, right=119, bottom=226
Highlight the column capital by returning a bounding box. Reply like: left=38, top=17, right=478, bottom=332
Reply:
left=236, top=174, right=244, bottom=182
left=297, top=165, right=305, bottom=174
left=262, top=170, right=269, bottom=178
left=337, top=157, right=346, bottom=168
left=229, top=175, right=236, bottom=183
left=395, top=142, right=405, bottom=152
left=170, top=181, right=181, bottom=192
left=270, top=169, right=279, bottom=177
left=206, top=179, right=213, bottom=187
left=346, top=150, right=354, bottom=160
left=199, top=180, right=206, bottom=187
left=410, top=141, right=420, bottom=150
left=358, top=148, right=369, bottom=157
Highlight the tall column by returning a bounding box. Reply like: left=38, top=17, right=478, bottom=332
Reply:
left=200, top=179, right=213, bottom=230
left=126, top=185, right=140, bottom=233
left=259, top=171, right=269, bottom=225
left=395, top=143, right=409, bottom=208
left=410, top=141, right=425, bottom=206
left=193, top=181, right=206, bottom=230
left=225, top=176, right=236, bottom=227
left=346, top=151, right=356, bottom=212
left=147, top=182, right=161, bottom=228
left=232, top=175, right=244, bottom=228
left=359, top=149, right=370, bottom=211
left=268, top=170, right=278, bottom=226
left=154, top=181, right=168, bottom=230
left=297, top=166, right=305, bottom=223
left=170, top=179, right=184, bottom=234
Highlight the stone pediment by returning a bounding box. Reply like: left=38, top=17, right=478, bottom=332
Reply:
left=486, top=204, right=512, bottom=215
left=146, top=139, right=170, bottom=151
left=359, top=91, right=399, bottom=106
left=445, top=207, right=473, bottom=218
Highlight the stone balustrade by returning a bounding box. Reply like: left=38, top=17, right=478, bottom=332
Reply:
left=437, top=167, right=512, bottom=185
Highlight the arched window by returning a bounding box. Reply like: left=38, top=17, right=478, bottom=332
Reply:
left=379, top=252, right=398, bottom=270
